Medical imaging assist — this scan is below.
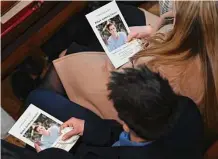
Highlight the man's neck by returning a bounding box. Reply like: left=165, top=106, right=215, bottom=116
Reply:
left=112, top=32, right=118, bottom=39
left=44, top=131, right=50, bottom=136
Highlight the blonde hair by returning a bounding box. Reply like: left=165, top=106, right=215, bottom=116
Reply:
left=133, top=1, right=218, bottom=131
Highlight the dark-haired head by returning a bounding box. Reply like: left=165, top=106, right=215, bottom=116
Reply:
left=108, top=65, right=178, bottom=141
left=33, top=125, right=47, bottom=135
left=106, top=22, right=115, bottom=31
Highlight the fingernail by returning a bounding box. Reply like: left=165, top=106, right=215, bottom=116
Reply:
left=62, top=136, right=66, bottom=140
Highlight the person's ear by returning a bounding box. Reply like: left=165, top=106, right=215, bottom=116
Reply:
left=123, top=123, right=130, bottom=133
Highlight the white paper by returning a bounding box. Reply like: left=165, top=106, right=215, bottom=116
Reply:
left=86, top=1, right=143, bottom=68
left=9, top=104, right=79, bottom=151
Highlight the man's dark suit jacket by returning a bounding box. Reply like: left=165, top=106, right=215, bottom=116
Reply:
left=34, top=96, right=204, bottom=159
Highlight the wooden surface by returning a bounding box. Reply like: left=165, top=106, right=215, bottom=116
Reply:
left=1, top=75, right=23, bottom=120
left=1, top=1, right=87, bottom=80
left=4, top=135, right=26, bottom=148
left=139, top=1, right=160, bottom=16
left=2, top=1, right=58, bottom=49
left=1, top=1, right=18, bottom=15
left=1, top=1, right=33, bottom=24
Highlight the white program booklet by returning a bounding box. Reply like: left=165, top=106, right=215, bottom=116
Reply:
left=9, top=104, right=79, bottom=151
left=86, top=1, right=143, bottom=68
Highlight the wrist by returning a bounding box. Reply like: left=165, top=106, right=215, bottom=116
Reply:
left=142, top=25, right=154, bottom=37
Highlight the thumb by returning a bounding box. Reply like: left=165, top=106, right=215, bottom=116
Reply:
left=62, top=129, right=78, bottom=141
left=127, top=32, right=138, bottom=42
left=34, top=143, right=41, bottom=153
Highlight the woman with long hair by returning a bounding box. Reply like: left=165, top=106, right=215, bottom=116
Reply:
left=132, top=1, right=218, bottom=131
left=42, top=1, right=218, bottom=133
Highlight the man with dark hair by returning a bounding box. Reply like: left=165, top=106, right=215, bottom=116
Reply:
left=33, top=124, right=59, bottom=150
left=107, top=66, right=179, bottom=142
left=2, top=66, right=203, bottom=159
left=106, top=22, right=115, bottom=31
left=105, top=21, right=127, bottom=51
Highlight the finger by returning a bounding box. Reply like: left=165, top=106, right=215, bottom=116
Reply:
left=60, top=122, right=74, bottom=133
left=60, top=123, right=68, bottom=132
left=60, top=119, right=72, bottom=131
left=127, top=33, right=135, bottom=42
left=34, top=143, right=41, bottom=153
left=127, top=34, right=134, bottom=42
left=60, top=117, right=76, bottom=133
left=127, top=32, right=139, bottom=42
left=62, top=129, right=78, bottom=141
left=129, top=27, right=135, bottom=33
